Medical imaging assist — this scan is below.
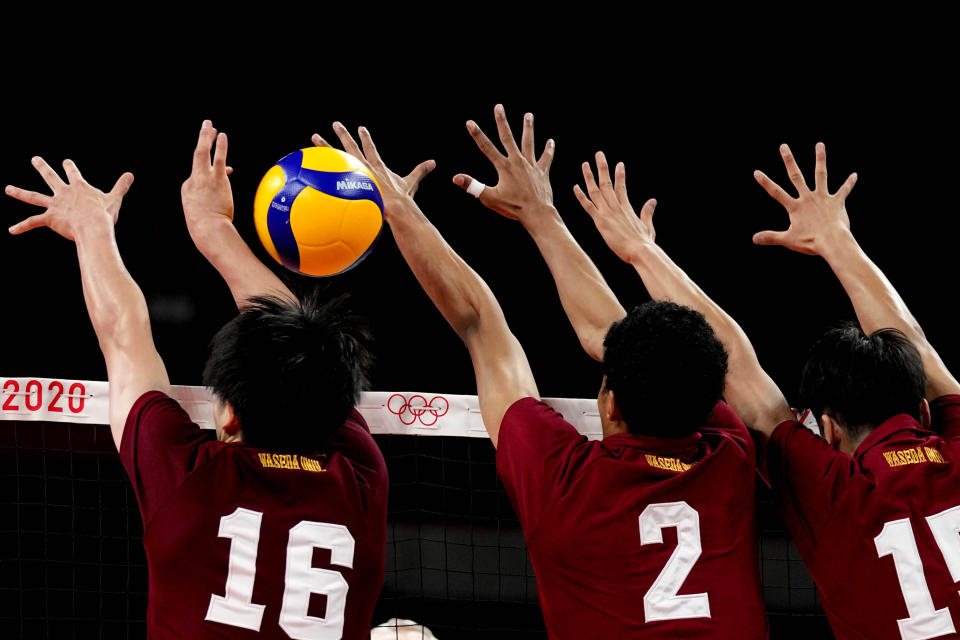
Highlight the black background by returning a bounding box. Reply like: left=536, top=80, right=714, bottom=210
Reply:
left=0, top=28, right=956, bottom=640
left=2, top=40, right=957, bottom=409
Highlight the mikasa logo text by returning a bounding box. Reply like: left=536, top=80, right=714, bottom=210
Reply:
left=336, top=180, right=374, bottom=191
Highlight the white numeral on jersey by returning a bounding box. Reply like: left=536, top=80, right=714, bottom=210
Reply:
left=639, top=501, right=711, bottom=622
left=927, top=506, right=960, bottom=587
left=280, top=522, right=355, bottom=640
left=206, top=509, right=357, bottom=640
left=875, top=516, right=957, bottom=640
left=206, top=507, right=267, bottom=631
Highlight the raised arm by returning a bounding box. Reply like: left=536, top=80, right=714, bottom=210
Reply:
left=452, top=105, right=625, bottom=360
left=754, top=142, right=960, bottom=400
left=573, top=154, right=794, bottom=439
left=6, top=158, right=170, bottom=447
left=313, top=122, right=538, bottom=446
left=181, top=120, right=294, bottom=308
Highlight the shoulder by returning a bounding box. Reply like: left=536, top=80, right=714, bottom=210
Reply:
left=930, top=394, right=960, bottom=438
left=498, top=397, right=583, bottom=450
left=768, top=419, right=857, bottom=486
left=930, top=394, right=960, bottom=410
left=121, top=390, right=210, bottom=455
left=324, top=408, right=387, bottom=487
left=697, top=401, right=755, bottom=459
left=126, top=389, right=191, bottom=424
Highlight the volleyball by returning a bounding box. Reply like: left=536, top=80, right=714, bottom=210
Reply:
left=253, top=147, right=384, bottom=277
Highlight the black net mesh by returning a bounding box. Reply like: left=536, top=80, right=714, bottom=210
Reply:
left=0, top=420, right=146, bottom=639
left=0, top=420, right=833, bottom=638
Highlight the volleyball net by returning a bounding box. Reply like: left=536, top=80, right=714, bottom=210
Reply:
left=0, top=376, right=830, bottom=638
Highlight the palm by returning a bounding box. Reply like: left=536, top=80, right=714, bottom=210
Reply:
left=6, top=157, right=132, bottom=241
left=490, top=162, right=553, bottom=220
left=780, top=196, right=851, bottom=256
left=754, top=143, right=857, bottom=255
left=311, top=122, right=435, bottom=217
left=182, top=174, right=234, bottom=223
left=573, top=152, right=657, bottom=264
left=454, top=106, right=556, bottom=223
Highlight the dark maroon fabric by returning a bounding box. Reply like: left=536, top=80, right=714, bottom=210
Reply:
left=119, top=391, right=387, bottom=639
left=496, top=397, right=768, bottom=639
left=766, top=395, right=960, bottom=639
left=932, top=394, right=960, bottom=442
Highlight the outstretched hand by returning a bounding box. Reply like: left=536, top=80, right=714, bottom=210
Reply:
left=181, top=119, right=235, bottom=231
left=753, top=143, right=857, bottom=255
left=6, top=157, right=133, bottom=241
left=312, top=123, right=435, bottom=220
left=574, top=152, right=657, bottom=264
left=453, top=104, right=555, bottom=222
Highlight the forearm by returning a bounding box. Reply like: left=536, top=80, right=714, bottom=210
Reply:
left=821, top=230, right=924, bottom=339
left=819, top=230, right=959, bottom=399
left=188, top=217, right=293, bottom=308
left=75, top=219, right=154, bottom=353
left=389, top=200, right=538, bottom=445
left=524, top=208, right=626, bottom=360
left=388, top=201, right=498, bottom=337
left=630, top=240, right=792, bottom=434
left=630, top=240, right=743, bottom=349
left=75, top=217, right=170, bottom=443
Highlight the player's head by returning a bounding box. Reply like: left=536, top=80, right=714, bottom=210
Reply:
left=202, top=293, right=374, bottom=453
left=800, top=324, right=926, bottom=445
left=600, top=301, right=728, bottom=438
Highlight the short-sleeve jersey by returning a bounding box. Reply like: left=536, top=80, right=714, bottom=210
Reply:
left=119, top=391, right=388, bottom=639
left=766, top=394, right=960, bottom=639
left=496, top=397, right=768, bottom=639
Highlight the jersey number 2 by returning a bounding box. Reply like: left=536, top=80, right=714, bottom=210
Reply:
left=205, top=507, right=355, bottom=640
left=639, top=501, right=711, bottom=622
left=875, top=505, right=960, bottom=640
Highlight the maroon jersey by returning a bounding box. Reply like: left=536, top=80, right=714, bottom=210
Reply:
left=496, top=397, right=768, bottom=639
left=119, top=391, right=388, bottom=639
left=766, top=395, right=960, bottom=639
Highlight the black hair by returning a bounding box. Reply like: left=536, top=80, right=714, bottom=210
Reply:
left=202, top=292, right=374, bottom=453
left=602, top=301, right=728, bottom=437
left=799, top=323, right=925, bottom=439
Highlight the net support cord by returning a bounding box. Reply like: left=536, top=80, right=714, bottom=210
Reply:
left=0, top=376, right=604, bottom=439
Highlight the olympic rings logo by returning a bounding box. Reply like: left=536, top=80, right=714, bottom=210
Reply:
left=387, top=394, right=449, bottom=427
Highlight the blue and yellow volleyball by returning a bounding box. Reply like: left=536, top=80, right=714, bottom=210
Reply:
left=253, top=147, right=384, bottom=277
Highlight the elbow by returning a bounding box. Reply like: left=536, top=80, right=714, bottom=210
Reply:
left=454, top=310, right=483, bottom=343
left=578, top=330, right=606, bottom=362
left=449, top=284, right=495, bottom=343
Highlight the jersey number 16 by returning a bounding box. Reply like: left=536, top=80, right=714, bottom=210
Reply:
left=205, top=507, right=354, bottom=640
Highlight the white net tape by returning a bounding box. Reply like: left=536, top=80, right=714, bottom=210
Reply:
left=0, top=376, right=604, bottom=440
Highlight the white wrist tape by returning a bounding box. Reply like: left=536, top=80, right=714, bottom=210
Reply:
left=466, top=179, right=486, bottom=198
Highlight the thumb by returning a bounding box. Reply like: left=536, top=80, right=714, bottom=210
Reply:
left=405, top=159, right=436, bottom=191
left=110, top=172, right=135, bottom=200
left=639, top=198, right=657, bottom=227
left=752, top=230, right=790, bottom=246
left=9, top=213, right=48, bottom=235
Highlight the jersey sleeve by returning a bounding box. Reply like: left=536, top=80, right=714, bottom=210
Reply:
left=325, top=410, right=388, bottom=512
left=699, top=400, right=754, bottom=459
left=930, top=394, right=960, bottom=441
left=496, top=397, right=592, bottom=531
left=119, top=390, right=216, bottom=525
left=765, top=420, right=856, bottom=563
